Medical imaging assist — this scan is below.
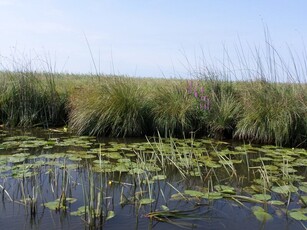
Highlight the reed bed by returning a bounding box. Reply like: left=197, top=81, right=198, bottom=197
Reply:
left=0, top=70, right=307, bottom=147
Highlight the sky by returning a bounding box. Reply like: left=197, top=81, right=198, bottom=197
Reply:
left=0, top=0, right=306, bottom=78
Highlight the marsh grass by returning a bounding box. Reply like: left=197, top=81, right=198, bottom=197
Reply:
left=235, top=81, right=307, bottom=146
left=202, top=79, right=242, bottom=139
left=0, top=71, right=67, bottom=127
left=69, top=77, right=149, bottom=137
left=150, top=82, right=198, bottom=137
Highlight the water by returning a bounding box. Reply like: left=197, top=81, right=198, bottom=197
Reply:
left=0, top=128, right=306, bottom=229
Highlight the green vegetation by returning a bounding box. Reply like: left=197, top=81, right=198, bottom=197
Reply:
left=0, top=70, right=306, bottom=147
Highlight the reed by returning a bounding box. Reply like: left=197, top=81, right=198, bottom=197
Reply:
left=0, top=71, right=67, bottom=127
left=69, top=77, right=149, bottom=137
left=235, top=81, right=307, bottom=146
left=150, top=82, right=198, bottom=137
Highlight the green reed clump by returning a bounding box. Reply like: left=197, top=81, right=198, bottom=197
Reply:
left=204, top=80, right=242, bottom=139
left=69, top=77, right=150, bottom=137
left=0, top=71, right=67, bottom=127
left=235, top=80, right=307, bottom=146
left=150, top=82, right=198, bottom=137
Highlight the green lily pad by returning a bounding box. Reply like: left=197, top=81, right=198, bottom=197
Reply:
left=43, top=201, right=65, bottom=211
left=271, top=185, right=298, bottom=194
left=252, top=194, right=271, bottom=201
left=139, top=198, right=155, bottom=205
left=214, top=185, right=235, bottom=194
left=289, top=211, right=307, bottom=221
left=268, top=200, right=284, bottom=206
left=299, top=185, right=307, bottom=193
left=106, top=210, right=115, bottom=220
left=152, top=175, right=167, bottom=180
left=184, top=190, right=205, bottom=197
left=251, top=206, right=273, bottom=222
left=128, top=168, right=145, bottom=174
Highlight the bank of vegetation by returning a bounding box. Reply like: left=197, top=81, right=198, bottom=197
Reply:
left=0, top=68, right=306, bottom=147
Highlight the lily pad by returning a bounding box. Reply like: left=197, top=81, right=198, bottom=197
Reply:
left=251, top=206, right=273, bottom=222
left=152, top=175, right=167, bottom=180
left=139, top=198, right=155, bottom=205
left=252, top=194, right=271, bottom=201
left=271, top=185, right=298, bottom=194
left=184, top=190, right=205, bottom=197
left=289, top=211, right=307, bottom=221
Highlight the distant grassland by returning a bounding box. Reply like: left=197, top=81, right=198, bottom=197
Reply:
left=0, top=70, right=307, bottom=147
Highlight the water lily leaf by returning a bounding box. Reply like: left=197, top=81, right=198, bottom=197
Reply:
left=214, top=185, right=235, bottom=194
left=203, top=192, right=223, bottom=200
left=251, top=206, right=273, bottom=222
left=252, top=194, right=271, bottom=201
left=55, top=197, right=77, bottom=204
left=289, top=211, right=307, bottom=221
left=106, top=210, right=115, bottom=220
left=299, top=185, right=307, bottom=193
left=117, top=158, right=131, bottom=163
left=184, top=190, right=205, bottom=197
left=170, top=193, right=186, bottom=200
left=271, top=185, right=298, bottom=194
left=128, top=168, right=145, bottom=174
left=43, top=201, right=65, bottom=211
left=105, top=152, right=122, bottom=159
left=68, top=156, right=82, bottom=161
left=71, top=206, right=87, bottom=216
left=161, top=205, right=169, bottom=211
left=268, top=200, right=284, bottom=206
left=152, top=175, right=167, bottom=180
left=140, top=198, right=155, bottom=205
left=114, top=163, right=130, bottom=172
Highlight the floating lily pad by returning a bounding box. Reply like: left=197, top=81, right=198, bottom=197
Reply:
left=139, top=198, right=155, bottom=205
left=268, top=200, right=284, bottom=206
left=184, top=190, right=205, bottom=197
left=152, top=175, right=167, bottom=180
left=289, top=211, right=307, bottom=221
left=43, top=201, right=65, bottom=211
left=128, top=168, right=145, bottom=174
left=252, top=194, right=271, bottom=201
left=203, top=192, right=223, bottom=200
left=106, top=210, right=115, bottom=220
left=271, top=185, right=298, bottom=194
left=251, top=206, right=273, bottom=222
left=214, top=185, right=235, bottom=194
left=299, top=185, right=307, bottom=193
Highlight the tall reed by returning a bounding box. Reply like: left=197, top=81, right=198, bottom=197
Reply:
left=235, top=81, right=307, bottom=146
left=0, top=71, right=67, bottom=127
left=69, top=77, right=150, bottom=137
left=150, top=82, right=198, bottom=137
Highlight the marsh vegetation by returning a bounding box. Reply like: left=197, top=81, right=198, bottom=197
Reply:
left=0, top=69, right=306, bottom=147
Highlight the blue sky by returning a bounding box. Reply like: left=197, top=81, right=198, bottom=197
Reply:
left=0, top=0, right=306, bottom=78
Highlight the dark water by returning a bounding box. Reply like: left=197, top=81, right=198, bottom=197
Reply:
left=0, top=128, right=306, bottom=230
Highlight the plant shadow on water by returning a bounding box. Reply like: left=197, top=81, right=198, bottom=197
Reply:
left=0, top=128, right=307, bottom=229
